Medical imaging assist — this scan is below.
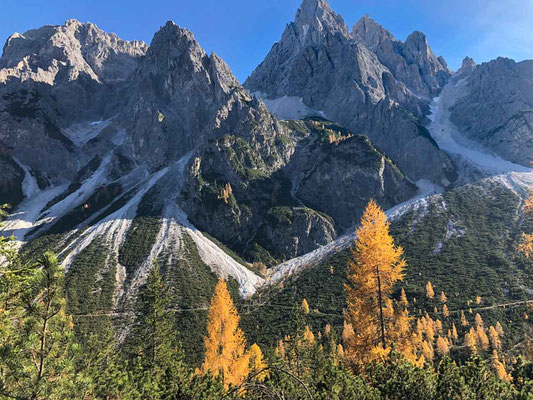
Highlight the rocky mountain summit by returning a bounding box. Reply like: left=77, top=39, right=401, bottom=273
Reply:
left=244, top=0, right=456, bottom=184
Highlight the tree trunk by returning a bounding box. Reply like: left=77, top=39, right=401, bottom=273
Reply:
left=376, top=266, right=386, bottom=349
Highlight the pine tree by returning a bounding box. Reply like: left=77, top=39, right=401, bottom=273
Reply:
left=7, top=252, right=77, bottom=399
left=127, top=261, right=191, bottom=398
left=202, top=279, right=250, bottom=389
left=344, top=200, right=418, bottom=367
left=426, top=281, right=435, bottom=299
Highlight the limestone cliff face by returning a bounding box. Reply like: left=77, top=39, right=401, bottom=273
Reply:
left=245, top=0, right=456, bottom=184
left=448, top=57, right=533, bottom=166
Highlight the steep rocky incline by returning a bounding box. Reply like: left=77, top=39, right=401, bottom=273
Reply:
left=245, top=0, right=456, bottom=184
left=448, top=57, right=533, bottom=166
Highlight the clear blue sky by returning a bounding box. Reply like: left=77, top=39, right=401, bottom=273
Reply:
left=1, top=0, right=532, bottom=82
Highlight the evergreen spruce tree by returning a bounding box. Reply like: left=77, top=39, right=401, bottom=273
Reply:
left=126, top=261, right=191, bottom=399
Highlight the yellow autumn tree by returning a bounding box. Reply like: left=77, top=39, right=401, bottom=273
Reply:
left=465, top=327, right=478, bottom=354
left=488, top=326, right=501, bottom=350
left=442, top=304, right=450, bottom=318
left=460, top=310, right=469, bottom=326
left=492, top=350, right=512, bottom=381
left=248, top=343, right=268, bottom=382
left=518, top=191, right=533, bottom=257
left=344, top=200, right=418, bottom=367
left=426, top=281, right=435, bottom=299
left=440, top=291, right=447, bottom=303
left=301, top=298, right=310, bottom=314
left=436, top=336, right=450, bottom=356
left=451, top=323, right=458, bottom=342
left=201, top=279, right=251, bottom=389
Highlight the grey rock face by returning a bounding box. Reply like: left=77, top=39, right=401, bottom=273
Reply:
left=288, top=126, right=417, bottom=229
left=0, top=20, right=148, bottom=189
left=0, top=19, right=147, bottom=85
left=245, top=0, right=456, bottom=183
left=352, top=15, right=451, bottom=97
left=180, top=115, right=416, bottom=263
left=449, top=57, right=533, bottom=166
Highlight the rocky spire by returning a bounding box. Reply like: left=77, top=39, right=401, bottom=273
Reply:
left=352, top=14, right=396, bottom=51
left=457, top=56, right=477, bottom=74
left=294, top=0, right=349, bottom=38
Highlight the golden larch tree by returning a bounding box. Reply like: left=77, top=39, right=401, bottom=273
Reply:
left=400, top=288, right=409, bottom=307
left=248, top=343, right=268, bottom=382
left=440, top=291, right=447, bottom=303
left=518, top=191, right=533, bottom=257
left=202, top=279, right=250, bottom=389
left=426, top=281, right=435, bottom=299
left=344, top=200, right=417, bottom=367
left=461, top=310, right=469, bottom=326
left=488, top=326, right=501, bottom=350
left=465, top=327, right=477, bottom=354
left=492, top=350, right=512, bottom=381
left=436, top=336, right=450, bottom=356
left=442, top=304, right=450, bottom=318
left=476, top=325, right=489, bottom=351
left=301, top=298, right=310, bottom=314
left=451, top=323, right=458, bottom=342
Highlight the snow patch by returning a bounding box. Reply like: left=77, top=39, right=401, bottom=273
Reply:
left=250, top=91, right=326, bottom=120
left=62, top=118, right=113, bottom=146
left=428, top=79, right=530, bottom=175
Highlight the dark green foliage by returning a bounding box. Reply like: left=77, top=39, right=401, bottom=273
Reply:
left=118, top=185, right=163, bottom=276
left=242, top=250, right=348, bottom=348
left=118, top=216, right=161, bottom=275
left=161, top=231, right=233, bottom=365
left=66, top=239, right=116, bottom=340
left=20, top=232, right=66, bottom=264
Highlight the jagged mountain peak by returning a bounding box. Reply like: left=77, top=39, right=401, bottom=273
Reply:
left=294, top=0, right=349, bottom=37
left=352, top=14, right=396, bottom=50
left=0, top=19, right=148, bottom=85
left=457, top=56, right=476, bottom=74
left=140, top=21, right=239, bottom=101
